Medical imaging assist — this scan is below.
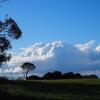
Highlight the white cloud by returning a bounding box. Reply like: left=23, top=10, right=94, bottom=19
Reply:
left=75, top=40, right=96, bottom=52
left=1, top=40, right=100, bottom=77
left=96, top=45, right=100, bottom=52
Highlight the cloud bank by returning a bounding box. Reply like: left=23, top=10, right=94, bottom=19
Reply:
left=1, top=40, right=100, bottom=77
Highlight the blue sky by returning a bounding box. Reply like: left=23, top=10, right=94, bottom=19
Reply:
left=0, top=0, right=100, bottom=77
left=0, top=0, right=100, bottom=52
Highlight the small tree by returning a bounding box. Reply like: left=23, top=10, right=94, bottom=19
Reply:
left=20, top=62, right=36, bottom=80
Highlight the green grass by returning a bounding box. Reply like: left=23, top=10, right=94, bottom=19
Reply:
left=0, top=79, right=100, bottom=100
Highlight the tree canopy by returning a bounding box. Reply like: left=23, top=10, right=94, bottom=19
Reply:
left=0, top=17, right=22, bottom=66
left=20, top=62, right=36, bottom=80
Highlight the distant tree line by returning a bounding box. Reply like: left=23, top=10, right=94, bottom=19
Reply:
left=27, top=71, right=98, bottom=80
left=18, top=62, right=98, bottom=80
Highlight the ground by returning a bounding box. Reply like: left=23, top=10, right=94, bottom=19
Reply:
left=0, top=79, right=100, bottom=100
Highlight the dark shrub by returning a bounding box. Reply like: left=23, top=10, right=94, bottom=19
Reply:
left=74, top=73, right=82, bottom=79
left=43, top=72, right=53, bottom=79
left=27, top=75, right=40, bottom=80
left=52, top=71, right=62, bottom=79
left=83, top=74, right=98, bottom=79
left=0, top=77, right=9, bottom=84
left=62, top=72, right=74, bottom=79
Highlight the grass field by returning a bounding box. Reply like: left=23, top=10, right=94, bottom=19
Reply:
left=0, top=79, right=100, bottom=100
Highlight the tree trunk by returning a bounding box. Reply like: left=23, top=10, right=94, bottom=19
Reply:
left=25, top=72, right=28, bottom=80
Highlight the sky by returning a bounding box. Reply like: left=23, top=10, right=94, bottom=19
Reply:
left=0, top=0, right=100, bottom=77
left=0, top=0, right=100, bottom=50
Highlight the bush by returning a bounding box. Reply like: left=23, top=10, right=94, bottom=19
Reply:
left=27, top=75, right=40, bottom=80
left=0, top=77, right=9, bottom=83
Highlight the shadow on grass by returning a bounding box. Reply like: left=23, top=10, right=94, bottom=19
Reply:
left=0, top=80, right=100, bottom=100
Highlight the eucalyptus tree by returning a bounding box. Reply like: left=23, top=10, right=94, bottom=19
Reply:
left=20, top=62, right=36, bottom=80
left=0, top=17, right=22, bottom=66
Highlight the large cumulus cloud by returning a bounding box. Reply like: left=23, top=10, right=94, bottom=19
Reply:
left=1, top=40, right=100, bottom=77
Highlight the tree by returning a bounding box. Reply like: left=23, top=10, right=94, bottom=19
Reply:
left=27, top=75, right=40, bottom=80
left=0, top=17, right=22, bottom=67
left=74, top=73, right=82, bottom=79
left=82, top=75, right=98, bottom=79
left=62, top=72, right=74, bottom=79
left=20, top=62, right=36, bottom=80
left=43, top=72, right=53, bottom=79
left=52, top=71, right=62, bottom=79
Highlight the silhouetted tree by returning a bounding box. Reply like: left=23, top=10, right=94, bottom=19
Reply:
left=29, top=71, right=98, bottom=80
left=52, top=71, right=62, bottom=79
left=63, top=72, right=74, bottom=79
left=43, top=72, right=53, bottom=79
left=89, top=75, right=98, bottom=79
left=20, top=62, right=36, bottom=80
left=27, top=75, right=40, bottom=80
left=74, top=73, right=82, bottom=79
left=0, top=17, right=22, bottom=67
left=83, top=75, right=98, bottom=79
left=43, top=71, right=62, bottom=79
